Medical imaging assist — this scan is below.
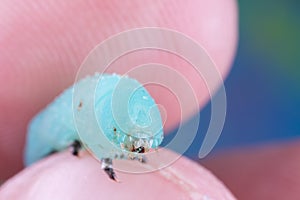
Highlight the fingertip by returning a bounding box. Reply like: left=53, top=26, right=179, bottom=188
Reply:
left=0, top=150, right=235, bottom=200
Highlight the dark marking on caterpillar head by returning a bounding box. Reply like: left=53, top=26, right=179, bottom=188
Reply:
left=132, top=146, right=145, bottom=153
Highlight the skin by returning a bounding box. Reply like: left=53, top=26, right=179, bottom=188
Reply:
left=0, top=150, right=236, bottom=200
left=0, top=0, right=239, bottom=199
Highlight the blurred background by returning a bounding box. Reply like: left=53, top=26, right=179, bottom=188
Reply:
left=164, top=1, right=300, bottom=157
left=161, top=2, right=300, bottom=199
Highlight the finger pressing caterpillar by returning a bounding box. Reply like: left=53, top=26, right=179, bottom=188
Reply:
left=24, top=73, right=164, bottom=181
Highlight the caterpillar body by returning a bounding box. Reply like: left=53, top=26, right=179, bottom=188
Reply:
left=24, top=73, right=164, bottom=180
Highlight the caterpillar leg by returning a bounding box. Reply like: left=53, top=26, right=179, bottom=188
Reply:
left=138, top=155, right=147, bottom=163
left=128, top=154, right=147, bottom=163
left=101, top=158, right=117, bottom=181
left=71, top=140, right=82, bottom=156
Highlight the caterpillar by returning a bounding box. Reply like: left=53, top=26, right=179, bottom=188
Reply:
left=24, top=73, right=164, bottom=181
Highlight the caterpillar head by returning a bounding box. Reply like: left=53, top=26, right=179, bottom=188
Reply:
left=121, top=135, right=152, bottom=153
left=111, top=95, right=164, bottom=154
left=96, top=75, right=164, bottom=154
left=118, top=83, right=163, bottom=153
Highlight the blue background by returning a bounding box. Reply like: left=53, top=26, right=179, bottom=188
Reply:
left=164, top=1, right=300, bottom=158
